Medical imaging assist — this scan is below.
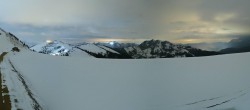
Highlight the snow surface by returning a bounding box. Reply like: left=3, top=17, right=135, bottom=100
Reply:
left=7, top=51, right=250, bottom=110
left=69, top=48, right=94, bottom=58
left=98, top=45, right=120, bottom=54
left=0, top=29, right=14, bottom=53
left=78, top=43, right=119, bottom=55
left=30, top=42, right=48, bottom=52
left=79, top=44, right=106, bottom=54
left=1, top=52, right=44, bottom=110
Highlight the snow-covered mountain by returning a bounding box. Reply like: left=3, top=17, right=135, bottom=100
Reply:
left=30, top=41, right=128, bottom=58
left=31, top=39, right=220, bottom=59
left=124, top=39, right=220, bottom=58
left=30, top=41, right=96, bottom=58
left=30, top=40, right=71, bottom=56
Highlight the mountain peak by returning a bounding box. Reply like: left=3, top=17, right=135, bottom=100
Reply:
left=31, top=40, right=71, bottom=56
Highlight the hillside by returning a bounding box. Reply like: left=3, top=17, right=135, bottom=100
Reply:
left=0, top=28, right=29, bottom=53
left=4, top=51, right=250, bottom=110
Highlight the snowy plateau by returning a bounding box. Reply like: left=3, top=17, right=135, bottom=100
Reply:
left=1, top=28, right=250, bottom=110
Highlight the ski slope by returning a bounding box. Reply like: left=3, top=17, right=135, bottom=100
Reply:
left=69, top=48, right=94, bottom=58
left=78, top=43, right=120, bottom=55
left=6, top=51, right=250, bottom=110
left=78, top=44, right=107, bottom=55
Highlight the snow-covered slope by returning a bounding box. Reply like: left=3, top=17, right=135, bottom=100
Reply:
left=78, top=43, right=120, bottom=55
left=76, top=43, right=128, bottom=58
left=5, top=51, right=250, bottom=110
left=98, top=45, right=120, bottom=54
left=68, top=48, right=94, bottom=58
left=0, top=29, right=13, bottom=53
left=78, top=43, right=107, bottom=55
left=0, top=28, right=29, bottom=53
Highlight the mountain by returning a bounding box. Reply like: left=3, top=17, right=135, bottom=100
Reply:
left=31, top=41, right=131, bottom=58
left=30, top=40, right=71, bottom=56
left=124, top=39, right=220, bottom=58
left=220, top=37, right=250, bottom=54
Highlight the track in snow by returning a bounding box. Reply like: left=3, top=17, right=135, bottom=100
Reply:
left=0, top=52, right=11, bottom=110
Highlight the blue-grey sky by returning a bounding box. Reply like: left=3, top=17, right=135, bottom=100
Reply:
left=0, top=0, right=249, bottom=43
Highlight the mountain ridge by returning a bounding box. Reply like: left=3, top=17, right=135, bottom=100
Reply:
left=123, top=39, right=220, bottom=58
left=1, top=28, right=221, bottom=59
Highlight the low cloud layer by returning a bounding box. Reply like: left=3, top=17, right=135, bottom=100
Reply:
left=0, top=0, right=249, bottom=43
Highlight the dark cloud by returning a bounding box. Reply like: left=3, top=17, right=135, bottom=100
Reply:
left=228, top=35, right=250, bottom=48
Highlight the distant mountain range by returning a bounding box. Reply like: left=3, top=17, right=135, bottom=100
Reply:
left=30, top=41, right=130, bottom=58
left=123, top=40, right=220, bottom=58
left=30, top=39, right=220, bottom=59
left=3, top=27, right=250, bottom=58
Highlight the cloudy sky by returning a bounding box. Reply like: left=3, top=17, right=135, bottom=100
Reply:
left=0, top=0, right=249, bottom=43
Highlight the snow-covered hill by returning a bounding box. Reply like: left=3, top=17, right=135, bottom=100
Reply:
left=30, top=41, right=94, bottom=58
left=3, top=50, right=250, bottom=110
left=125, top=39, right=219, bottom=58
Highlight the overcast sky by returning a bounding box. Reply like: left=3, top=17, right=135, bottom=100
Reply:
left=0, top=0, right=249, bottom=43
